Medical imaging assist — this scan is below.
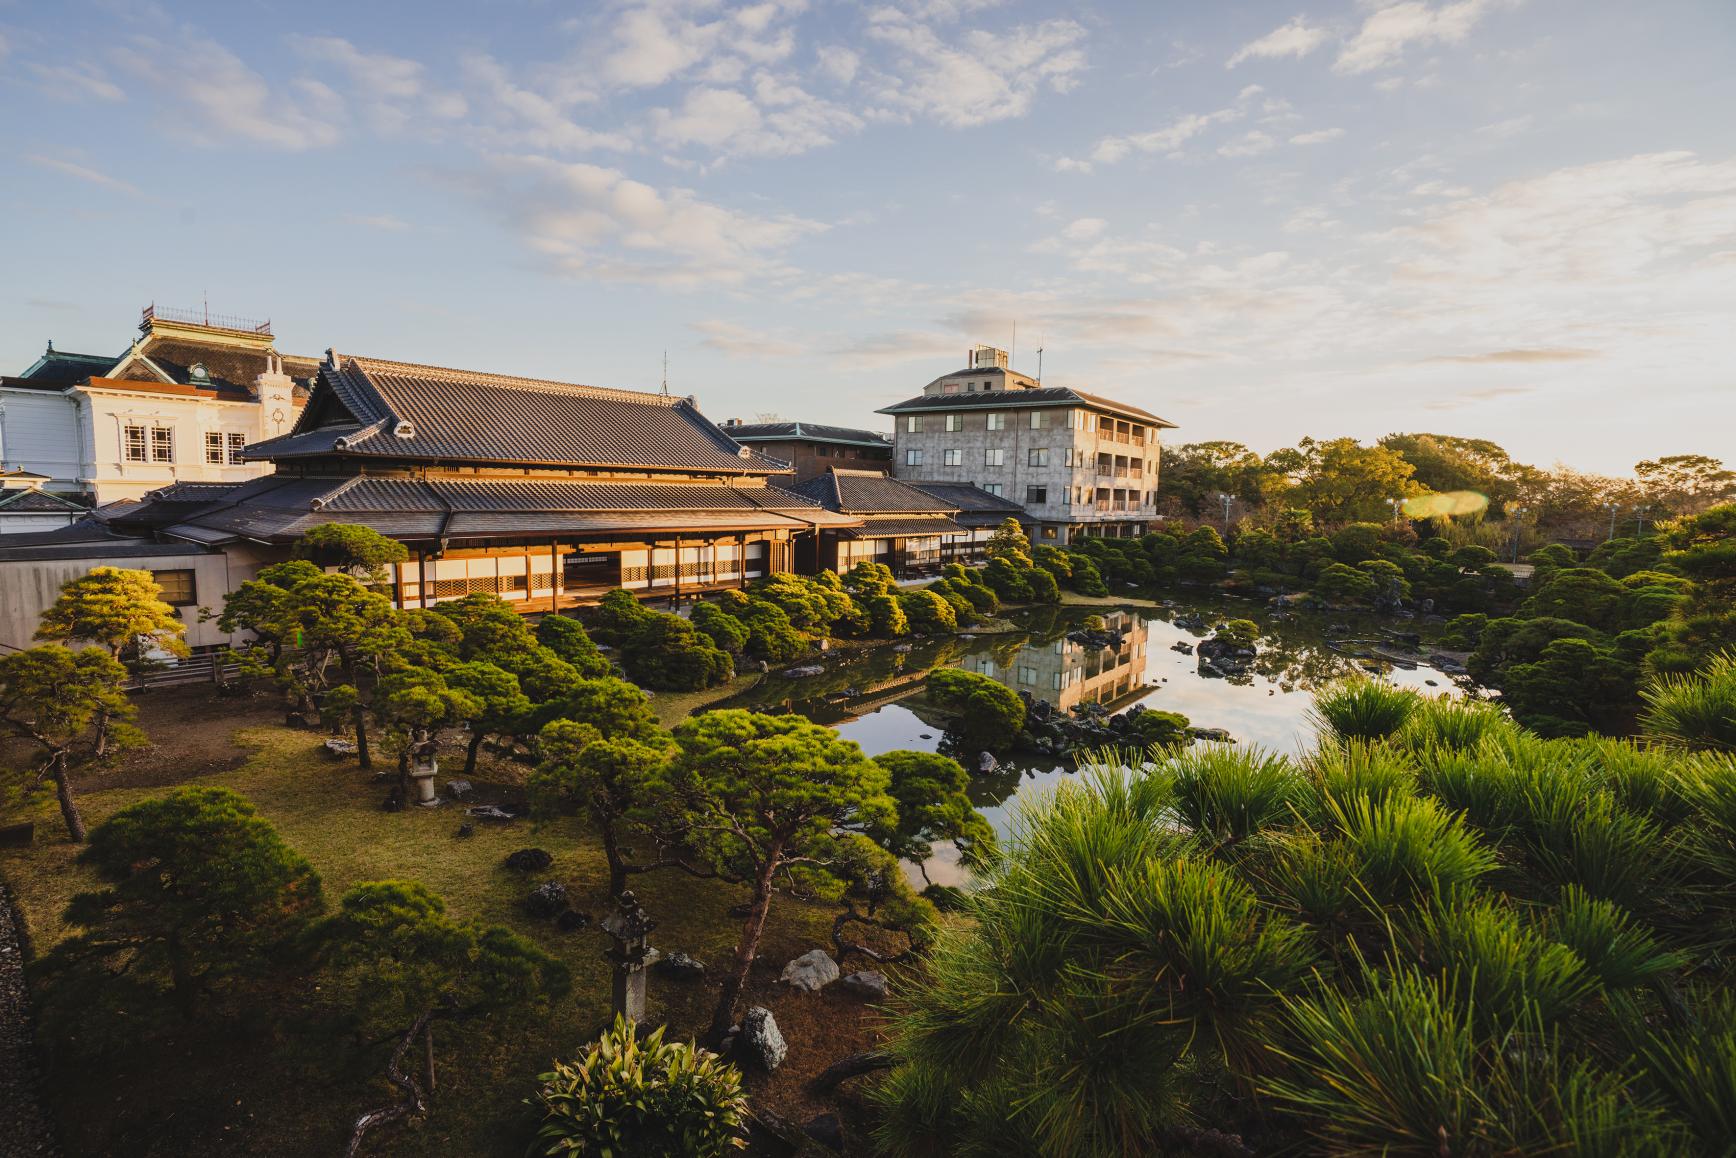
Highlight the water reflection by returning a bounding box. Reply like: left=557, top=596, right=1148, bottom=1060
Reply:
left=713, top=599, right=1472, bottom=885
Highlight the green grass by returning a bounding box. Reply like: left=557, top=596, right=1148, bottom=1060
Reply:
left=1, top=722, right=841, bottom=1157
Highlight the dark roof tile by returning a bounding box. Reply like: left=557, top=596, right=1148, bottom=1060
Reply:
left=876, top=385, right=1175, bottom=427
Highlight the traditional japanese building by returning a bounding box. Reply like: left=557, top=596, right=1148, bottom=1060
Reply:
left=717, top=420, right=893, bottom=481
left=785, top=467, right=963, bottom=577
left=899, top=479, right=1029, bottom=565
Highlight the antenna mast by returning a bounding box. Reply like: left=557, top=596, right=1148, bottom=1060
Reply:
left=661, top=350, right=668, bottom=395
left=1010, top=321, right=1017, bottom=371
left=1036, top=345, right=1044, bottom=384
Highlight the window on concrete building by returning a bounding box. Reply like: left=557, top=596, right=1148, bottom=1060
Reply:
left=816, top=444, right=832, bottom=457
left=205, top=432, right=225, bottom=464
left=1018, top=665, right=1038, bottom=685
left=1026, top=485, right=1048, bottom=505
left=945, top=414, right=963, bottom=431
left=983, top=483, right=1003, bottom=496
left=1041, top=526, right=1058, bottom=540
left=942, top=381, right=959, bottom=393
left=943, top=448, right=961, bottom=466
left=151, top=569, right=197, bottom=606
left=1029, top=411, right=1044, bottom=429
left=150, top=427, right=174, bottom=463
left=985, top=448, right=1005, bottom=466
left=1028, top=448, right=1049, bottom=467
left=226, top=432, right=246, bottom=464
left=906, top=448, right=924, bottom=466
left=985, top=412, right=1006, bottom=430
left=906, top=415, right=923, bottom=432
left=124, top=424, right=149, bottom=463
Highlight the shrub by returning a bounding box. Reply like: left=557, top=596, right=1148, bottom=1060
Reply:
left=536, top=615, right=611, bottom=678
left=899, top=588, right=959, bottom=635
left=1025, top=567, right=1060, bottom=603
left=1066, top=554, right=1108, bottom=596
left=1213, top=619, right=1260, bottom=649
left=862, top=592, right=909, bottom=637
left=1640, top=653, right=1736, bottom=753
left=1311, top=680, right=1419, bottom=744
left=1123, top=709, right=1191, bottom=749
left=982, top=556, right=1034, bottom=601
left=527, top=1015, right=747, bottom=1158
left=689, top=601, right=750, bottom=654
left=588, top=588, right=657, bottom=647
left=619, top=614, right=734, bottom=691
left=927, top=668, right=1025, bottom=752
left=713, top=593, right=807, bottom=663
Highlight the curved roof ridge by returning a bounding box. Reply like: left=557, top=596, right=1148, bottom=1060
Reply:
left=346, top=354, right=684, bottom=408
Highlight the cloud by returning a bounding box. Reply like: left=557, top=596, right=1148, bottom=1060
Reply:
left=461, top=54, right=633, bottom=153
left=816, top=45, right=860, bottom=85
left=1227, top=17, right=1329, bottom=67
left=1219, top=130, right=1276, bottom=158
left=595, top=1, right=801, bottom=89
left=471, top=153, right=827, bottom=288
left=26, top=62, right=126, bottom=102
left=836, top=329, right=966, bottom=369
left=649, top=74, right=862, bottom=159
left=343, top=213, right=413, bottom=232
left=1335, top=0, right=1503, bottom=74
left=1083, top=85, right=1274, bottom=166
left=1422, top=347, right=1600, bottom=364
left=26, top=154, right=145, bottom=197
left=691, top=319, right=805, bottom=358
left=864, top=12, right=1086, bottom=127
left=291, top=35, right=466, bottom=134
left=1290, top=127, right=1345, bottom=145
left=1477, top=114, right=1533, bottom=140
left=112, top=33, right=342, bottom=149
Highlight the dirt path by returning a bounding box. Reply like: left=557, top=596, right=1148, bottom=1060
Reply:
left=0, top=882, right=57, bottom=1156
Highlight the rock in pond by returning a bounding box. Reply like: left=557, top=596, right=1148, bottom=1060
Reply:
left=739, top=1006, right=787, bottom=1072
left=782, top=664, right=825, bottom=679
left=780, top=948, right=839, bottom=993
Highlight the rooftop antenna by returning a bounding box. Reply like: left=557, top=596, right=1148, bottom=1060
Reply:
left=203, top=290, right=209, bottom=326
left=1010, top=321, right=1017, bottom=371
left=660, top=350, right=669, bottom=395
left=1036, top=343, right=1044, bottom=385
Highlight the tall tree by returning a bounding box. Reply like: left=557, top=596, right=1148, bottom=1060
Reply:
left=532, top=720, right=675, bottom=897
left=0, top=646, right=139, bottom=841
left=294, top=522, right=409, bottom=585
left=1635, top=455, right=1736, bottom=517
left=663, top=710, right=897, bottom=1043
left=35, top=565, right=189, bottom=663
left=1379, top=433, right=1533, bottom=517
left=62, top=786, right=323, bottom=1015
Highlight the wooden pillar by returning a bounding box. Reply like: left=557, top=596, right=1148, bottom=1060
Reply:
left=739, top=533, right=748, bottom=587
left=550, top=540, right=560, bottom=612
left=673, top=534, right=682, bottom=605
left=417, top=550, right=428, bottom=609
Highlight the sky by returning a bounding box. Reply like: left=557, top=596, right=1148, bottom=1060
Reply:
left=2, top=0, right=1733, bottom=476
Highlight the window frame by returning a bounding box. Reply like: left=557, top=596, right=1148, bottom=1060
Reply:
left=124, top=424, right=149, bottom=463
left=151, top=568, right=197, bottom=607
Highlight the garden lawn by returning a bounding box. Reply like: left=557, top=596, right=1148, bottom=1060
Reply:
left=1, top=704, right=859, bottom=1157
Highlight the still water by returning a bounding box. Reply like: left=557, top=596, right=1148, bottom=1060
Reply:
left=715, top=599, right=1472, bottom=883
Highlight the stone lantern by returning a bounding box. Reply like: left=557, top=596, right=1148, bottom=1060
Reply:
left=408, top=736, right=440, bottom=805
left=601, top=890, right=659, bottom=1023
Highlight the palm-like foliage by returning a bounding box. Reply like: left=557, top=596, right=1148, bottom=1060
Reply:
left=1641, top=651, right=1736, bottom=752
left=871, top=671, right=1736, bottom=1157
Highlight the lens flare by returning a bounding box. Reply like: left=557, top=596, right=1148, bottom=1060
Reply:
left=1402, top=491, right=1489, bottom=519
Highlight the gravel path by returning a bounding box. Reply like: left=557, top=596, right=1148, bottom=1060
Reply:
left=0, top=882, right=57, bottom=1156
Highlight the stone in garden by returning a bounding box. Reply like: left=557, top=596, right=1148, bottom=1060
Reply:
left=454, top=822, right=475, bottom=839
left=782, top=664, right=825, bottom=678
left=739, top=1006, right=787, bottom=1071
left=780, top=948, right=840, bottom=992
left=504, top=847, right=554, bottom=872
left=978, top=751, right=1000, bottom=775
left=803, top=1113, right=845, bottom=1152
left=555, top=909, right=592, bottom=932
left=445, top=779, right=474, bottom=800
left=525, top=881, right=569, bottom=919
left=1171, top=641, right=1194, bottom=654
left=322, top=737, right=357, bottom=759
left=653, top=952, right=706, bottom=980
left=841, top=970, right=888, bottom=1000
left=1189, top=727, right=1235, bottom=744
left=380, top=792, right=403, bottom=813
left=467, top=804, right=517, bottom=823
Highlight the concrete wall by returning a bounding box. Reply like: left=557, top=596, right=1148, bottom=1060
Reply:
left=0, top=389, right=84, bottom=493
left=0, top=549, right=263, bottom=653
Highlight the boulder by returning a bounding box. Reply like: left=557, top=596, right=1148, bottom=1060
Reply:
left=653, top=952, right=707, bottom=981
left=739, top=1006, right=787, bottom=1072
left=466, top=804, right=517, bottom=823
left=555, top=909, right=592, bottom=933
left=322, top=737, right=358, bottom=760
left=781, top=664, right=825, bottom=678
left=445, top=779, right=474, bottom=800
left=841, top=970, right=889, bottom=1001
left=525, top=881, right=569, bottom=920
left=780, top=948, right=840, bottom=993
left=977, top=751, right=1000, bottom=775
left=803, top=1113, right=845, bottom=1153
left=1189, top=727, right=1235, bottom=744
left=504, top=847, right=553, bottom=873
left=1170, top=641, right=1195, bottom=654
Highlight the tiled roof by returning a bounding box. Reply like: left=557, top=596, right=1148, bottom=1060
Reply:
left=248, top=355, right=780, bottom=474
left=0, top=518, right=210, bottom=561
left=785, top=468, right=959, bottom=515
left=837, top=516, right=962, bottom=539
left=877, top=385, right=1176, bottom=427
left=0, top=489, right=89, bottom=513
left=16, top=347, right=118, bottom=385
left=900, top=480, right=1025, bottom=513
left=723, top=421, right=892, bottom=448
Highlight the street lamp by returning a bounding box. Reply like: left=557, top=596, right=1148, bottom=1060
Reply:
left=1215, top=491, right=1234, bottom=530
left=1509, top=505, right=1528, bottom=562
left=1389, top=497, right=1405, bottom=525
left=1633, top=505, right=1651, bottom=538
left=1603, top=502, right=1620, bottom=541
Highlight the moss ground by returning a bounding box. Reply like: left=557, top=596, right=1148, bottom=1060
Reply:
left=1, top=686, right=884, bottom=1157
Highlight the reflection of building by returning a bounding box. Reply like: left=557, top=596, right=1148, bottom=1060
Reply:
left=879, top=345, right=1177, bottom=544
left=0, top=306, right=315, bottom=503
left=717, top=421, right=893, bottom=481
left=960, top=610, right=1149, bottom=711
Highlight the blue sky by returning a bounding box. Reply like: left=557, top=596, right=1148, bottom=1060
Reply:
left=3, top=0, right=1733, bottom=474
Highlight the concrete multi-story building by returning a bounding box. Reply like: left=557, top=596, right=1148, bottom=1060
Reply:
left=0, top=305, right=316, bottom=504
left=879, top=345, right=1176, bottom=544
left=717, top=420, right=893, bottom=481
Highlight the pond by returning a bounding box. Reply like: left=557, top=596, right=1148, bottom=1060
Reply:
left=713, top=597, right=1476, bottom=885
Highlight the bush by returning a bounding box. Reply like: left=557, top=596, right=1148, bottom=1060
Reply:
left=619, top=614, right=734, bottom=691
left=1066, top=554, right=1108, bottom=596
left=1213, top=619, right=1260, bottom=649
left=527, top=1015, right=747, bottom=1158
left=862, top=592, right=909, bottom=638
left=1311, top=679, right=1419, bottom=744
left=689, top=601, right=750, bottom=654
left=588, top=589, right=657, bottom=647
left=1123, top=709, right=1191, bottom=749
left=926, top=668, right=1025, bottom=752
left=1025, top=567, right=1060, bottom=603
left=899, top=589, right=959, bottom=635
left=536, top=615, right=611, bottom=678
left=982, top=556, right=1034, bottom=601
left=713, top=592, right=807, bottom=663
left=1640, top=653, right=1736, bottom=753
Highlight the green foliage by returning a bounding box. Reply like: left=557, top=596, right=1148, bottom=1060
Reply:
left=293, top=522, right=408, bottom=583
left=35, top=565, right=189, bottom=662
left=0, top=644, right=141, bottom=840
left=1152, top=744, right=1303, bottom=846
left=874, top=750, right=996, bottom=872
left=862, top=591, right=909, bottom=638
left=981, top=555, right=1033, bottom=601
left=898, top=588, right=958, bottom=635
left=926, top=667, right=1026, bottom=753
left=535, top=615, right=611, bottom=678
left=527, top=1016, right=747, bottom=1157
left=984, top=517, right=1033, bottom=567
left=610, top=602, right=735, bottom=692
left=689, top=600, right=751, bottom=654
left=1311, top=679, right=1419, bottom=744
left=63, top=787, right=323, bottom=1016
left=1025, top=566, right=1060, bottom=603
left=1212, top=618, right=1259, bottom=649
left=1646, top=504, right=1736, bottom=675
left=1121, top=708, right=1191, bottom=750
left=1064, top=553, right=1107, bottom=596
left=1640, top=652, right=1736, bottom=752
left=712, top=590, right=808, bottom=662
left=587, top=588, right=658, bottom=648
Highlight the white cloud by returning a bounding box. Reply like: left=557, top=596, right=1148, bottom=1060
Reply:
left=1290, top=127, right=1345, bottom=145
left=1090, top=106, right=1243, bottom=165
left=343, top=213, right=413, bottom=232
left=26, top=154, right=144, bottom=197
left=111, top=34, right=342, bottom=149
left=461, top=54, right=633, bottom=153
left=1219, top=130, right=1277, bottom=158
left=473, top=153, right=827, bottom=287
left=1060, top=217, right=1108, bottom=241
left=1053, top=155, right=1094, bottom=174
left=596, top=1, right=802, bottom=88
left=650, top=74, right=862, bottom=160
left=26, top=62, right=126, bottom=102
left=692, top=319, right=805, bottom=358
left=1477, top=114, right=1533, bottom=140
left=816, top=45, right=859, bottom=85
left=864, top=12, right=1086, bottom=127
left=291, top=36, right=467, bottom=134
left=1226, top=17, right=1329, bottom=68
left=1335, top=0, right=1502, bottom=74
